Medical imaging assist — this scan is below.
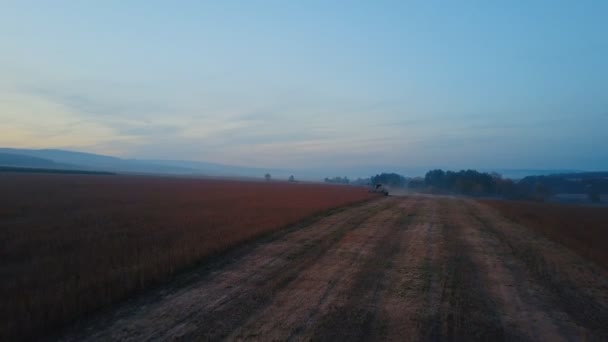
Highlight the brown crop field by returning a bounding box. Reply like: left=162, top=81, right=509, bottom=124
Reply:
left=479, top=199, right=608, bottom=269
left=3, top=176, right=608, bottom=341
left=0, top=173, right=376, bottom=341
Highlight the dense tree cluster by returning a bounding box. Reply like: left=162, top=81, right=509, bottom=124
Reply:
left=516, top=172, right=608, bottom=202
left=324, top=176, right=350, bottom=184
left=423, top=169, right=606, bottom=201
left=423, top=169, right=514, bottom=196
left=370, top=173, right=407, bottom=187
left=517, top=173, right=608, bottom=195
left=407, top=178, right=426, bottom=189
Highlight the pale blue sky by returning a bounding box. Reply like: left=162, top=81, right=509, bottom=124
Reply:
left=1, top=1, right=607, bottom=173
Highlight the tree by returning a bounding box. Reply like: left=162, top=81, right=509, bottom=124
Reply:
left=324, top=176, right=350, bottom=184
left=422, top=169, right=504, bottom=196
left=288, top=175, right=295, bottom=182
left=587, top=185, right=601, bottom=203
left=371, top=173, right=406, bottom=187
left=264, top=173, right=271, bottom=181
left=534, top=182, right=551, bottom=201
left=589, top=191, right=601, bottom=203
left=496, top=178, right=517, bottom=198
left=424, top=169, right=445, bottom=188
left=408, top=177, right=425, bottom=189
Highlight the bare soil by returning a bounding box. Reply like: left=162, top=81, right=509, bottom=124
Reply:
left=59, top=196, right=608, bottom=341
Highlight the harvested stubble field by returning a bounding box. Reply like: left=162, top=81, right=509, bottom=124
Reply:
left=0, top=173, right=375, bottom=341
left=480, top=199, right=608, bottom=269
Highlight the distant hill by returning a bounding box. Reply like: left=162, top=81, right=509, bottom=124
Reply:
left=0, top=148, right=193, bottom=173
left=0, top=148, right=201, bottom=174
left=0, top=148, right=280, bottom=177
left=0, top=152, right=77, bottom=169
left=139, top=159, right=272, bottom=177
left=0, top=166, right=114, bottom=175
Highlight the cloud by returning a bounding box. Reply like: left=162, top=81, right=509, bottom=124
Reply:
left=0, top=107, right=121, bottom=150
left=13, top=82, right=190, bottom=141
left=236, top=110, right=281, bottom=122
left=23, top=83, right=178, bottom=118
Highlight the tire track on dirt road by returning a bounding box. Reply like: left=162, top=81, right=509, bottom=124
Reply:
left=305, top=198, right=420, bottom=341
left=224, top=197, right=420, bottom=340
left=367, top=196, right=442, bottom=341
left=375, top=197, right=505, bottom=341
left=61, top=198, right=396, bottom=341
left=444, top=199, right=539, bottom=340
left=371, top=196, right=608, bottom=341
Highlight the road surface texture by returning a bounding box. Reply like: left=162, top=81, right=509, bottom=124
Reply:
left=61, top=196, right=608, bottom=341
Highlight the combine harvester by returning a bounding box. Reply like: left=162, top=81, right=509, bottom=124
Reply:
left=369, top=183, right=389, bottom=196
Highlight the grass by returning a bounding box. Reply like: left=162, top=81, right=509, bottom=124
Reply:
left=0, top=173, right=376, bottom=341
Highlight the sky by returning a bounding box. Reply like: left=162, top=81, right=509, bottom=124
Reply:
left=1, top=1, right=607, bottom=174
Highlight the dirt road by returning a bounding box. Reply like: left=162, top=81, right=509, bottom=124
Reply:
left=61, top=196, right=608, bottom=341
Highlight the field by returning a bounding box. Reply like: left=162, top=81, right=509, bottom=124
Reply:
left=0, top=174, right=375, bottom=341
left=480, top=199, right=608, bottom=268
left=58, top=195, right=608, bottom=341
left=3, top=176, right=608, bottom=341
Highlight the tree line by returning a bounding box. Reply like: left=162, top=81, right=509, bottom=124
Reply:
left=324, top=169, right=605, bottom=202
left=423, top=169, right=606, bottom=201
left=324, top=176, right=350, bottom=184
left=423, top=169, right=515, bottom=197
left=370, top=173, right=407, bottom=187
